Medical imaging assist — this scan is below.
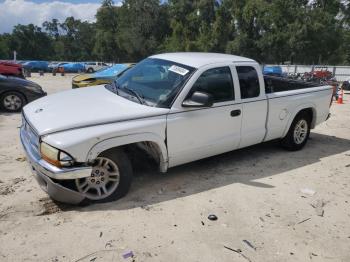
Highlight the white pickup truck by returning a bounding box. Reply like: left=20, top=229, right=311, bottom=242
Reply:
left=20, top=53, right=333, bottom=204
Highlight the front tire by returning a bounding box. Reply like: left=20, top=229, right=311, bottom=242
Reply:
left=76, top=149, right=133, bottom=204
left=281, top=112, right=311, bottom=151
left=87, top=68, right=94, bottom=73
left=1, top=91, right=26, bottom=112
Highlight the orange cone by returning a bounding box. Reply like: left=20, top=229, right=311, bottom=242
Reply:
left=337, top=87, right=343, bottom=104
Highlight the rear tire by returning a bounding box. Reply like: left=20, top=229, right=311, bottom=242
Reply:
left=87, top=68, right=94, bottom=73
left=281, top=112, right=311, bottom=151
left=76, top=149, right=133, bottom=204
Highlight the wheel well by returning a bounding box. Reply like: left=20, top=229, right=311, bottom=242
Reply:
left=297, top=107, right=315, bottom=128
left=98, top=142, right=165, bottom=173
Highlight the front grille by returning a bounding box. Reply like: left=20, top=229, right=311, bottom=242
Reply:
left=22, top=115, right=40, bottom=158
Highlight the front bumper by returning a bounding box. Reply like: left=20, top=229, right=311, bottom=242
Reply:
left=20, top=125, right=91, bottom=204
left=26, top=91, right=47, bottom=103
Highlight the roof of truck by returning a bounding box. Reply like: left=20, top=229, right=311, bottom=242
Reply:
left=150, top=52, right=256, bottom=68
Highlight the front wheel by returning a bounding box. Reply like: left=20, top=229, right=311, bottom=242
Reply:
left=1, top=91, right=26, bottom=112
left=281, top=112, right=311, bottom=151
left=75, top=149, right=133, bottom=203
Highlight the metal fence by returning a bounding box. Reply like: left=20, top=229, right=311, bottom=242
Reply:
left=268, top=64, right=350, bottom=81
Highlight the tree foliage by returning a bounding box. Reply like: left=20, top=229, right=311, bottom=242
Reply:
left=0, top=0, right=349, bottom=65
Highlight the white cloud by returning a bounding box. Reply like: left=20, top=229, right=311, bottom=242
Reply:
left=0, top=0, right=104, bottom=33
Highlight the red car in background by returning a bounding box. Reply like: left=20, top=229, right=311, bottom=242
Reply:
left=312, top=66, right=333, bottom=80
left=0, top=61, right=24, bottom=78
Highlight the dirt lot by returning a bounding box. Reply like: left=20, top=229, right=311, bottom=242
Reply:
left=0, top=73, right=349, bottom=262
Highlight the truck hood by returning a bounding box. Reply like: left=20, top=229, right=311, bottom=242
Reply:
left=23, top=85, right=169, bottom=135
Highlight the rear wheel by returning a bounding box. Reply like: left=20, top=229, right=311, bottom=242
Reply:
left=75, top=149, right=133, bottom=203
left=281, top=112, right=311, bottom=151
left=87, top=68, right=94, bottom=73
left=1, top=91, right=26, bottom=112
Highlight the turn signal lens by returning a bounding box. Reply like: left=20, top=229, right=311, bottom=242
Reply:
left=40, top=142, right=60, bottom=166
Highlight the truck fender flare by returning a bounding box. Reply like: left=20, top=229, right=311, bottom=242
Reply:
left=86, top=132, right=168, bottom=172
left=281, top=103, right=316, bottom=138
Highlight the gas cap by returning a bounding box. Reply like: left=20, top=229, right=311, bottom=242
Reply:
left=279, top=109, right=288, bottom=120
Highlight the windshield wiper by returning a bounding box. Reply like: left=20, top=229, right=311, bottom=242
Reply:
left=120, top=87, right=146, bottom=105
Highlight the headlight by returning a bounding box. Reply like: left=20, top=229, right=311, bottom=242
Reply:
left=26, top=84, right=43, bottom=93
left=40, top=142, right=74, bottom=167
left=80, top=79, right=95, bottom=84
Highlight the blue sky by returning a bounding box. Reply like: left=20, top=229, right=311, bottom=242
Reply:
left=0, top=0, right=123, bottom=33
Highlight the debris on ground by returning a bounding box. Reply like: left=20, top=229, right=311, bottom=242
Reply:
left=104, top=240, right=114, bottom=248
left=311, top=199, right=326, bottom=217
left=297, top=218, right=311, bottom=224
left=15, top=157, right=26, bottom=162
left=208, top=214, right=218, bottom=221
left=224, top=246, right=252, bottom=262
left=243, top=239, right=256, bottom=251
left=74, top=249, right=118, bottom=262
left=309, top=252, right=318, bottom=259
left=300, top=188, right=316, bottom=196
left=122, top=251, right=134, bottom=259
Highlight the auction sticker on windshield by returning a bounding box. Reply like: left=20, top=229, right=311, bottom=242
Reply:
left=168, top=65, right=189, bottom=76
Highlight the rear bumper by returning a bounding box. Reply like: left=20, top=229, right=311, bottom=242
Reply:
left=20, top=125, right=90, bottom=204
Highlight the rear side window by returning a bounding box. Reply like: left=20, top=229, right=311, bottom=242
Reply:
left=191, top=67, right=234, bottom=102
left=237, top=66, right=260, bottom=99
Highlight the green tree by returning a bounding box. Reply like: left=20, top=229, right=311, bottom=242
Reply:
left=94, top=0, right=121, bottom=62
left=0, top=34, right=11, bottom=59
left=10, top=24, right=53, bottom=60
left=118, top=0, right=170, bottom=60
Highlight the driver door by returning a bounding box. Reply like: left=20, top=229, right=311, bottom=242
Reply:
left=166, top=65, right=242, bottom=167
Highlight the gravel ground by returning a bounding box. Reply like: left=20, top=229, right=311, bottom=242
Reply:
left=0, top=73, right=349, bottom=262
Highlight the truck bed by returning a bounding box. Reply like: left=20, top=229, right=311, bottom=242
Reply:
left=264, top=75, right=322, bottom=93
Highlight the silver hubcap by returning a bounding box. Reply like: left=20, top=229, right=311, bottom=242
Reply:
left=3, top=94, right=22, bottom=110
left=75, top=157, right=120, bottom=200
left=293, top=119, right=308, bottom=144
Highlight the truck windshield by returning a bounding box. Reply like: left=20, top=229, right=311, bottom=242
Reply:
left=110, top=58, right=195, bottom=107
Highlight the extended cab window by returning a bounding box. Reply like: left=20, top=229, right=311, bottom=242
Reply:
left=237, top=66, right=260, bottom=99
left=191, top=67, right=234, bottom=103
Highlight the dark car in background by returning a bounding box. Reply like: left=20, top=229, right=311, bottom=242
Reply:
left=22, top=61, right=49, bottom=72
left=0, top=61, right=24, bottom=78
left=0, top=74, right=46, bottom=112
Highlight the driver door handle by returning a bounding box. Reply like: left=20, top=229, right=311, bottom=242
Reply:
left=230, top=110, right=241, bottom=117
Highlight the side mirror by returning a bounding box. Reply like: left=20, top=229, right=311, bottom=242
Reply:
left=182, top=91, right=213, bottom=108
